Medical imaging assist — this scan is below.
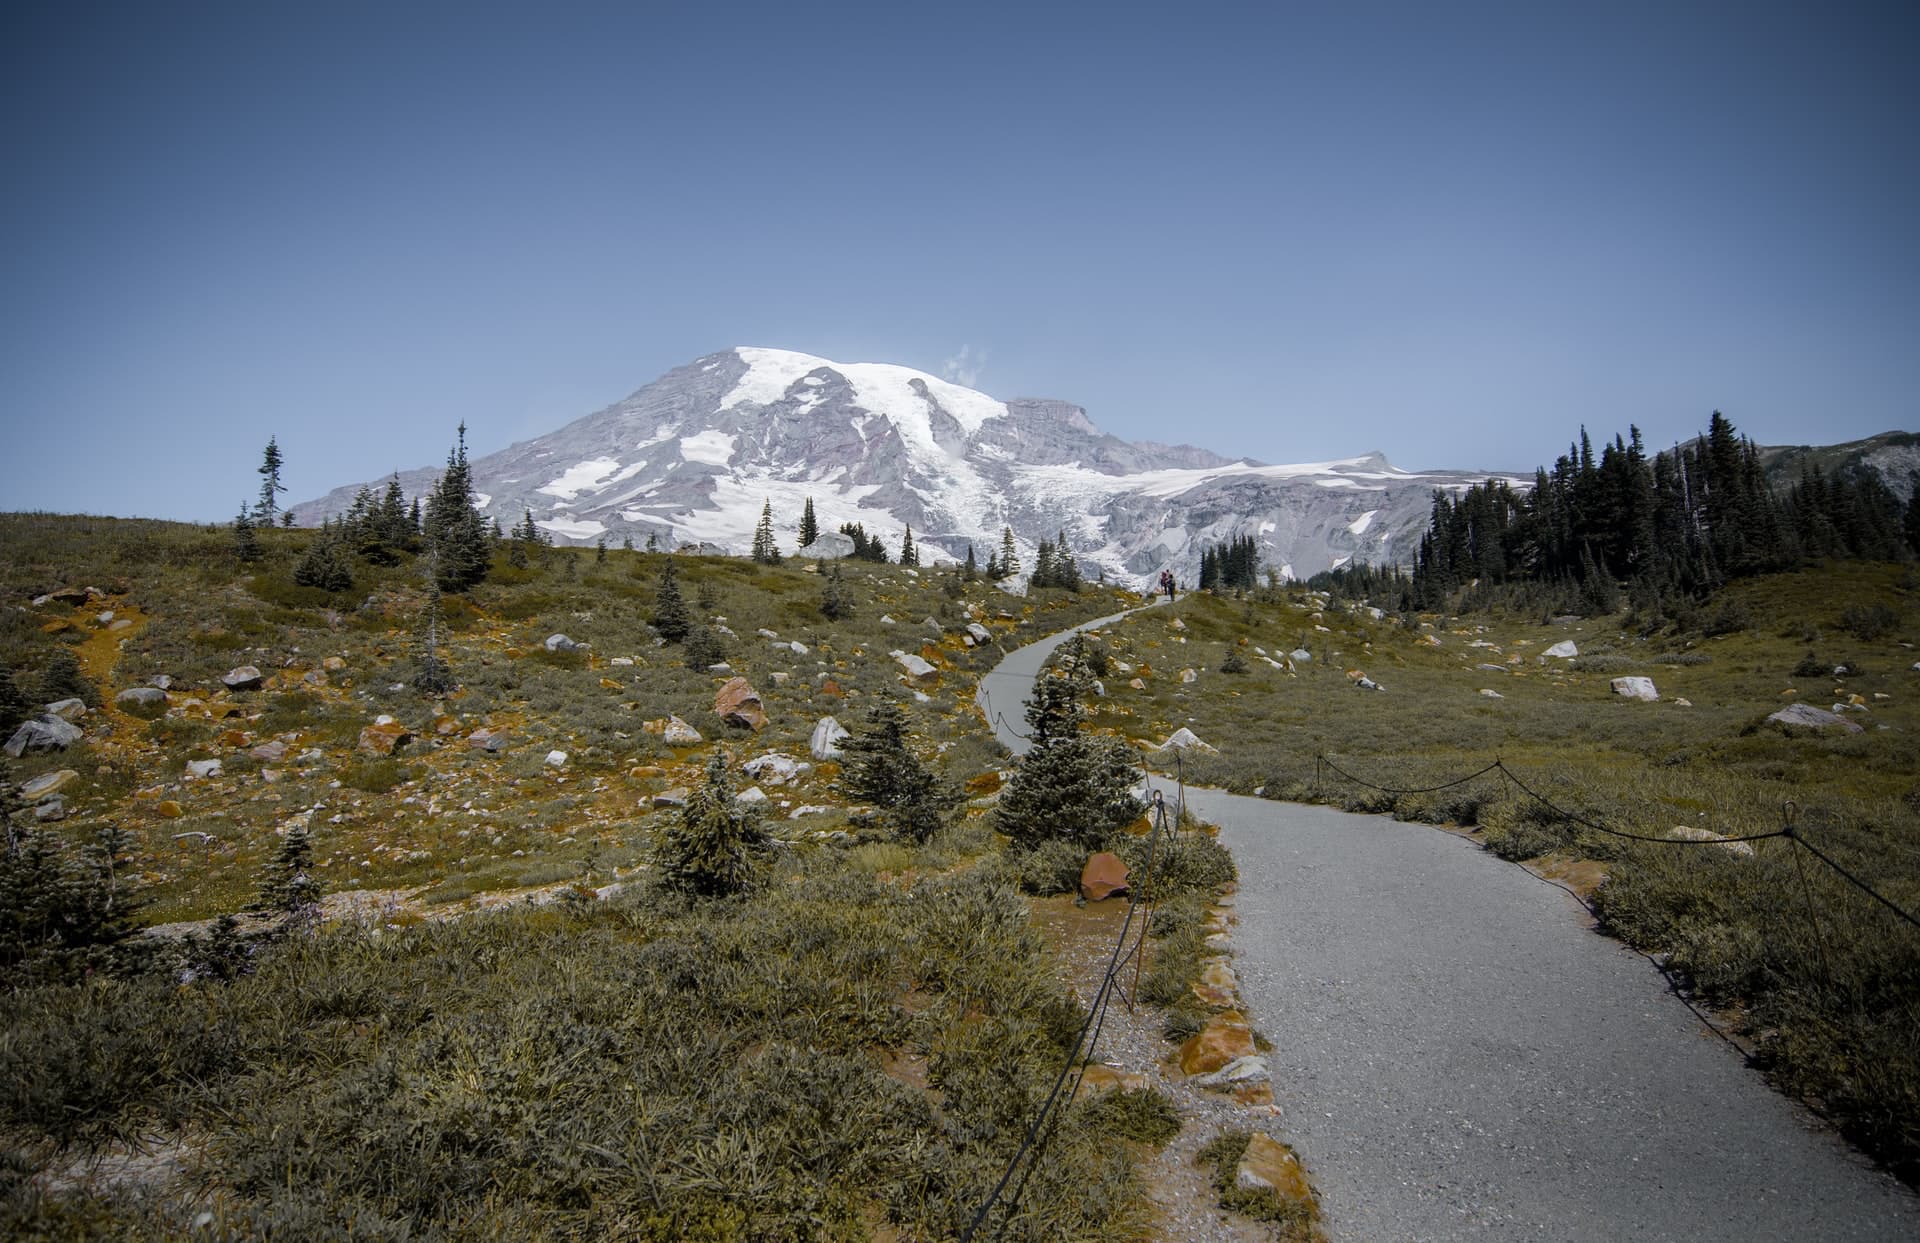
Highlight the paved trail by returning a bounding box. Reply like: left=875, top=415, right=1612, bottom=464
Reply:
left=981, top=612, right=1920, bottom=1241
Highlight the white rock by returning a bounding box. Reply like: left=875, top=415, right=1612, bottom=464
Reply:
left=810, top=716, right=849, bottom=760
left=1154, top=727, right=1216, bottom=753
left=186, top=759, right=222, bottom=779
left=757, top=628, right=779, bottom=639
left=1290, top=648, right=1312, bottom=662
left=789, top=640, right=809, bottom=655
left=544, top=750, right=568, bottom=767
left=967, top=622, right=992, bottom=645
left=1180, top=668, right=1198, bottom=683
left=1544, top=640, right=1579, bottom=658
left=661, top=716, right=703, bottom=746
left=735, top=786, right=769, bottom=805
left=610, top=656, right=634, bottom=667
left=1479, top=689, right=1503, bottom=698
left=892, top=650, right=937, bottom=680
left=744, top=753, right=808, bottom=785
left=1610, top=676, right=1659, bottom=702
left=544, top=634, right=581, bottom=652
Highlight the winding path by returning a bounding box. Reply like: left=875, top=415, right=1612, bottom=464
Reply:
left=980, top=610, right=1920, bottom=1241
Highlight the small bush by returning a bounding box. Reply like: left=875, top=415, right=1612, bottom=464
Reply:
left=1005, top=838, right=1085, bottom=896
left=1840, top=602, right=1900, bottom=641
left=1078, top=1087, right=1181, bottom=1144
left=341, top=759, right=413, bottom=793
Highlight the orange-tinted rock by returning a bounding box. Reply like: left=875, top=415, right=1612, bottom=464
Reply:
left=1077, top=1064, right=1149, bottom=1098
left=219, top=729, right=250, bottom=748
left=1234, top=1081, right=1276, bottom=1107
left=433, top=715, right=460, bottom=735
left=357, top=721, right=412, bottom=755
left=1178, top=1011, right=1255, bottom=1076
left=714, top=677, right=767, bottom=730
left=1080, top=852, right=1130, bottom=901
left=1192, top=959, right=1239, bottom=1008
left=1234, top=1133, right=1312, bottom=1204
left=599, top=677, right=623, bottom=690
left=156, top=800, right=183, bottom=819
left=965, top=770, right=1004, bottom=795
left=820, top=679, right=844, bottom=697
left=629, top=765, right=666, bottom=779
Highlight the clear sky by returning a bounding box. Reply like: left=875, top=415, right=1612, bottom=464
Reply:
left=3, top=1, right=1915, bottom=522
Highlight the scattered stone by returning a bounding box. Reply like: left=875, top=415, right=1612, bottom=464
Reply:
left=1610, top=676, right=1659, bottom=702
left=544, top=750, right=568, bottom=768
left=1234, top=1133, right=1313, bottom=1204
left=1767, top=703, right=1863, bottom=734
left=714, top=678, right=767, bottom=730
left=1290, top=648, right=1312, bottom=662
left=357, top=720, right=411, bottom=755
left=20, top=769, right=78, bottom=800
left=651, top=788, right=689, bottom=809
left=923, top=616, right=944, bottom=635
left=706, top=662, right=733, bottom=674
left=1666, top=826, right=1756, bottom=857
left=967, top=622, right=992, bottom=645
left=33, top=797, right=66, bottom=822
left=1170, top=616, right=1186, bottom=631
left=1128, top=677, right=1145, bottom=690
left=45, top=698, right=88, bottom=721
left=222, top=665, right=264, bottom=691
left=116, top=687, right=169, bottom=718
left=1476, top=663, right=1507, bottom=673
left=610, top=656, right=634, bottom=667
left=892, top=650, right=938, bottom=681
left=1544, top=640, right=1578, bottom=658
left=744, top=753, right=809, bottom=785
left=757, top=628, right=779, bottom=639
left=185, top=759, right=222, bottom=779
left=1077, top=1064, right=1150, bottom=1098
left=736, top=786, right=769, bottom=805
left=1192, top=959, right=1238, bottom=1008
left=1354, top=676, right=1382, bottom=691
left=1080, top=852, right=1129, bottom=901
left=156, top=800, right=184, bottom=819
left=467, top=727, right=512, bottom=753
left=150, top=675, right=173, bottom=690
left=662, top=716, right=703, bottom=746
left=1191, top=1054, right=1271, bottom=1089
left=1478, top=689, right=1504, bottom=699
left=806, top=715, right=849, bottom=762
left=250, top=740, right=288, bottom=762
left=789, top=640, right=809, bottom=656
left=1672, top=697, right=1693, bottom=707
left=6, top=715, right=83, bottom=757
left=1180, top=668, right=1197, bottom=683
left=322, top=656, right=347, bottom=671
left=1155, top=727, right=1216, bottom=753
left=880, top=614, right=896, bottom=625
left=544, top=634, right=582, bottom=652
left=770, top=671, right=790, bottom=686
left=1179, top=1011, right=1256, bottom=1076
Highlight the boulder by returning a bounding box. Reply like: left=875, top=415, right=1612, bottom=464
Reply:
left=1544, top=640, right=1578, bottom=658
left=798, top=530, right=857, bottom=559
left=222, top=665, right=264, bottom=691
left=1155, top=727, right=1216, bottom=753
left=714, top=678, right=767, bottom=730
left=1079, top=852, right=1129, bottom=901
left=651, top=788, right=689, bottom=809
left=1191, top=1054, right=1271, bottom=1089
left=892, top=651, right=938, bottom=681
left=1180, top=668, right=1197, bottom=683
left=1610, top=676, right=1659, bottom=702
left=33, top=796, right=66, bottom=822
left=1193, top=959, right=1239, bottom=1008
left=357, top=720, right=411, bottom=755
left=735, top=786, right=769, bottom=805
left=789, top=640, right=809, bottom=656
left=467, top=727, right=513, bottom=753
left=1128, top=677, right=1146, bottom=690
left=662, top=716, right=704, bottom=746
left=809, top=715, right=850, bottom=760
left=45, top=698, right=88, bottom=721
left=544, top=750, right=568, bottom=767
left=744, top=753, right=809, bottom=785
left=250, top=740, right=288, bottom=762
left=1234, top=1134, right=1313, bottom=1205
left=20, top=769, right=78, bottom=800
left=966, top=622, right=992, bottom=645
left=1077, top=1065, right=1150, bottom=1099
left=544, top=633, right=582, bottom=652
left=1478, top=689, right=1504, bottom=699
left=1767, top=703, right=1863, bottom=734
left=185, top=758, right=222, bottom=779
left=116, top=687, right=169, bottom=718
left=1666, top=826, right=1756, bottom=857
left=1178, top=1011, right=1256, bottom=1076
left=1290, top=648, right=1313, bottom=662
left=5, top=715, right=83, bottom=757
left=923, top=616, right=944, bottom=635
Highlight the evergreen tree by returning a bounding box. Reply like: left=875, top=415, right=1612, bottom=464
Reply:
left=38, top=648, right=97, bottom=708
left=1053, top=530, right=1082, bottom=591
left=411, top=569, right=454, bottom=694
left=293, top=526, right=354, bottom=592
left=684, top=623, right=727, bottom=669
left=655, top=751, right=764, bottom=898
left=999, top=526, right=1020, bottom=576
left=1906, top=476, right=1920, bottom=556
left=378, top=476, right=415, bottom=554
left=751, top=500, right=782, bottom=564
left=963, top=545, right=978, bottom=580
left=232, top=499, right=261, bottom=563
left=0, top=666, right=27, bottom=737
left=996, top=636, right=1142, bottom=852
left=985, top=551, right=1002, bottom=580
left=596, top=537, right=608, bottom=563
left=653, top=555, right=691, bottom=642
left=799, top=496, right=819, bottom=548
left=255, top=435, right=287, bottom=524
left=1032, top=537, right=1056, bottom=586
left=898, top=524, right=918, bottom=568
left=820, top=562, right=853, bottom=621
left=839, top=700, right=958, bottom=842
left=422, top=423, right=491, bottom=592
left=252, top=822, right=322, bottom=932
left=2, top=812, right=145, bottom=983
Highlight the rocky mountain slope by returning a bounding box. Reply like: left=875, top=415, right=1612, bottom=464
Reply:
left=294, top=347, right=1521, bottom=588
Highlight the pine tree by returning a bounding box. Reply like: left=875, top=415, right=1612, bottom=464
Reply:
left=898, top=524, right=918, bottom=568
left=799, top=496, right=819, bottom=549
left=422, top=423, right=491, bottom=592
left=232, top=499, right=261, bottom=563
left=252, top=821, right=322, bottom=933
left=653, top=555, right=691, bottom=642
left=1906, top=476, right=1920, bottom=556
left=996, top=637, right=1142, bottom=852
left=293, top=527, right=354, bottom=592
left=595, top=537, right=608, bottom=563
left=411, top=568, right=454, bottom=694
left=655, top=752, right=764, bottom=898
left=38, top=648, right=97, bottom=708
left=820, top=562, right=853, bottom=621
left=963, top=545, right=977, bottom=580
left=378, top=476, right=415, bottom=554
left=999, top=526, right=1020, bottom=576
left=751, top=500, right=782, bottom=564
left=255, top=436, right=287, bottom=524
left=0, top=666, right=27, bottom=737
left=839, top=700, right=958, bottom=842
left=1032, top=537, right=1055, bottom=586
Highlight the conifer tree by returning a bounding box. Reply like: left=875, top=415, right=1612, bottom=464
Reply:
left=656, top=751, right=764, bottom=898
left=996, top=635, right=1141, bottom=853
left=0, top=666, right=27, bottom=737
left=964, top=545, right=978, bottom=580
left=999, top=526, right=1020, bottom=576
left=378, top=476, right=415, bottom=553
left=252, top=821, right=322, bottom=933
left=596, top=537, right=608, bottom=562
left=820, top=562, right=853, bottom=621
left=422, top=423, right=491, bottom=592
left=653, top=555, right=691, bottom=642
left=293, top=526, right=354, bottom=592
left=1906, top=477, right=1920, bottom=556
left=232, top=499, right=261, bottom=563
left=751, top=500, right=782, bottom=564
left=1054, top=530, right=1082, bottom=591
left=1032, top=537, right=1055, bottom=586
left=839, top=700, right=958, bottom=842
left=799, top=496, right=819, bottom=549
left=898, top=524, right=918, bottom=567
left=38, top=648, right=98, bottom=708
left=411, top=569, right=454, bottom=694
left=256, top=436, right=287, bottom=524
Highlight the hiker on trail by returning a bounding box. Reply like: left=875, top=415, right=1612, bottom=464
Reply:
left=1159, top=569, right=1176, bottom=602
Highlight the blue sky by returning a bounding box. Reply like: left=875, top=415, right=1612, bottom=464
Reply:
left=3, top=1, right=1914, bottom=522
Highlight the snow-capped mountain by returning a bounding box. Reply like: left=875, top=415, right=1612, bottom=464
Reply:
left=293, top=347, right=1521, bottom=588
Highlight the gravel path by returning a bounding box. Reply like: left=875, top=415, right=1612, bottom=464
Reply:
left=980, top=613, right=1920, bottom=1240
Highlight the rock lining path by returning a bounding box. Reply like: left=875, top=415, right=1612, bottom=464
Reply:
left=981, top=607, right=1920, bottom=1241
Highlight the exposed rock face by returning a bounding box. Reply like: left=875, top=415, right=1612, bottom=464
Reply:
left=1610, top=676, right=1659, bottom=701
left=714, top=678, right=766, bottom=730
